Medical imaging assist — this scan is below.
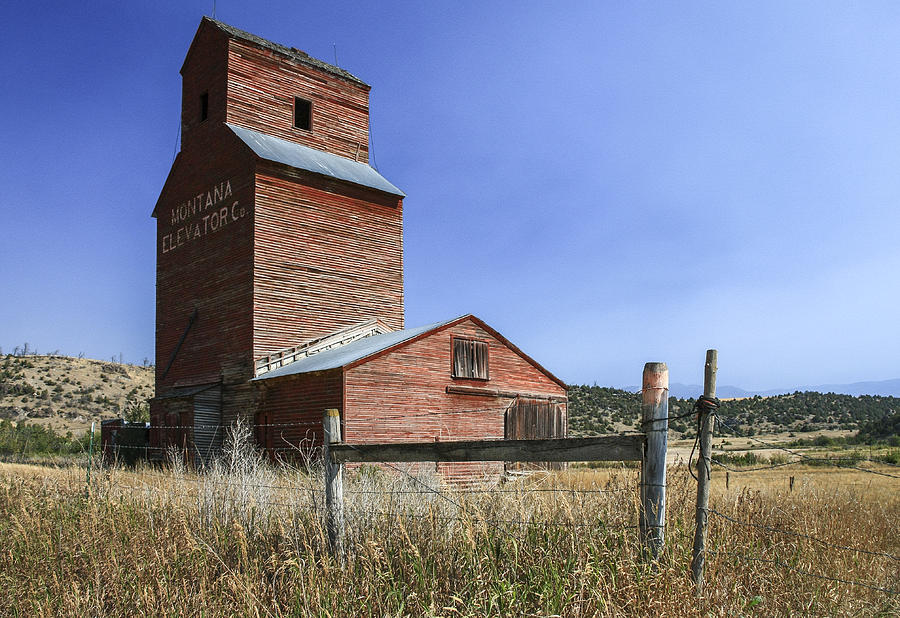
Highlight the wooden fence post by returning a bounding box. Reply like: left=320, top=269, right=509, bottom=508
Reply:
left=691, top=349, right=718, bottom=593
left=640, top=362, right=668, bottom=560
left=323, top=408, right=345, bottom=563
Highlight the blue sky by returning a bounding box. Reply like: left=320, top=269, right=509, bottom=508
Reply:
left=1, top=1, right=899, bottom=391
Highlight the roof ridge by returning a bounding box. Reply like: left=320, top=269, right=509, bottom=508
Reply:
left=201, top=16, right=369, bottom=88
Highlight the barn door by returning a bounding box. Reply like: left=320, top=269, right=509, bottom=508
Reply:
left=504, top=398, right=564, bottom=440
left=504, top=398, right=565, bottom=471
left=193, top=386, right=222, bottom=466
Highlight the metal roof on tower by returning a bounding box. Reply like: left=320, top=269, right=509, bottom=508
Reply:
left=227, top=124, right=405, bottom=197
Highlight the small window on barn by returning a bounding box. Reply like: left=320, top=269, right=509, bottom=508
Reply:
left=452, top=338, right=489, bottom=380
left=200, top=91, right=209, bottom=122
left=294, top=97, right=312, bottom=130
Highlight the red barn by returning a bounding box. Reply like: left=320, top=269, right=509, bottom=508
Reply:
left=151, top=18, right=567, bottom=478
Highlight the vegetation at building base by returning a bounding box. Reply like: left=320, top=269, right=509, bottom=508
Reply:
left=0, top=446, right=896, bottom=616
left=567, top=384, right=900, bottom=438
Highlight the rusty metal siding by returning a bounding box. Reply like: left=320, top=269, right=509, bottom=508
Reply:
left=253, top=169, right=404, bottom=357
left=226, top=37, right=371, bottom=161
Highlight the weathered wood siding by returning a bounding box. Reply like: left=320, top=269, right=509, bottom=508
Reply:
left=341, top=317, right=567, bottom=481
left=156, top=19, right=399, bottom=442
left=149, top=396, right=192, bottom=451
left=255, top=370, right=342, bottom=459
left=154, top=137, right=256, bottom=394
left=180, top=24, right=229, bottom=153
left=505, top=399, right=566, bottom=440
left=253, top=168, right=403, bottom=356
left=226, top=38, right=370, bottom=161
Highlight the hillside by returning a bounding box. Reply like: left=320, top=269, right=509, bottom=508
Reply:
left=4, top=354, right=898, bottom=441
left=0, top=355, right=153, bottom=433
left=567, top=384, right=900, bottom=438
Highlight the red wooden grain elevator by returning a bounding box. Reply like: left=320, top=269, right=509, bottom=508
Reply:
left=151, top=18, right=567, bottom=480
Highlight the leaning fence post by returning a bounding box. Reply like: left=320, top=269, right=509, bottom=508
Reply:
left=691, top=349, right=718, bottom=593
left=323, top=408, right=345, bottom=563
left=640, top=362, right=668, bottom=560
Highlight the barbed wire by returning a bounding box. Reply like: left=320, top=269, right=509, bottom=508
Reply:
left=708, top=549, right=898, bottom=596
left=105, top=403, right=518, bottom=433
left=365, top=509, right=640, bottom=530
left=345, top=485, right=634, bottom=496
left=707, top=508, right=900, bottom=562
left=118, top=419, right=322, bottom=431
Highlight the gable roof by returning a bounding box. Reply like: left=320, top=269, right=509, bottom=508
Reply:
left=185, top=17, right=368, bottom=88
left=252, top=315, right=567, bottom=389
left=227, top=124, right=405, bottom=197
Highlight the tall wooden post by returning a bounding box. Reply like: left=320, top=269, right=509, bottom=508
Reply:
left=691, top=349, right=718, bottom=592
left=323, top=408, right=345, bottom=563
left=640, top=362, right=668, bottom=559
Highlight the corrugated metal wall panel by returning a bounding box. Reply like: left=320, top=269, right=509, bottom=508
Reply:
left=194, top=386, right=223, bottom=464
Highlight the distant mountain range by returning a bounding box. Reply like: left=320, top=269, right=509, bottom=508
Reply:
left=629, top=379, right=900, bottom=399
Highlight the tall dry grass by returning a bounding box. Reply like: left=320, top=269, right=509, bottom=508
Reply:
left=0, top=436, right=897, bottom=616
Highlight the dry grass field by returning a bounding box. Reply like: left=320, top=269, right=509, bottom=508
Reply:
left=0, top=436, right=897, bottom=617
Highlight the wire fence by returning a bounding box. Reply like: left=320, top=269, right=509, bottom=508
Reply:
left=690, top=407, right=900, bottom=597
left=2, top=394, right=898, bottom=600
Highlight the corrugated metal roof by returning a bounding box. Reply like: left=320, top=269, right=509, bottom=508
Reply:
left=227, top=124, right=405, bottom=197
left=252, top=318, right=457, bottom=381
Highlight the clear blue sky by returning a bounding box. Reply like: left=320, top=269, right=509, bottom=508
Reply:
left=2, top=1, right=898, bottom=391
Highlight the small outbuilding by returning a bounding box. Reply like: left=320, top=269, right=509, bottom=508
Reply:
left=253, top=314, right=566, bottom=480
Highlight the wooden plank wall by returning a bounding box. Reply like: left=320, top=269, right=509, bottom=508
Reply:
left=504, top=399, right=566, bottom=440
left=180, top=24, right=229, bottom=153
left=504, top=398, right=567, bottom=472
left=253, top=169, right=403, bottom=357
left=342, top=317, right=567, bottom=482
left=154, top=144, right=256, bottom=393
left=227, top=37, right=371, bottom=161
left=255, top=370, right=342, bottom=461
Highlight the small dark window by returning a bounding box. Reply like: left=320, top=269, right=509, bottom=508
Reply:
left=294, top=97, right=312, bottom=130
left=452, top=338, right=489, bottom=380
left=200, top=92, right=209, bottom=121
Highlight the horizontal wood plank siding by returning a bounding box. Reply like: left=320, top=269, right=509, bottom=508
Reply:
left=154, top=137, right=256, bottom=394
left=227, top=38, right=370, bottom=161
left=342, top=317, right=567, bottom=482
left=255, top=370, right=342, bottom=459
left=180, top=25, right=229, bottom=153
left=253, top=170, right=403, bottom=356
